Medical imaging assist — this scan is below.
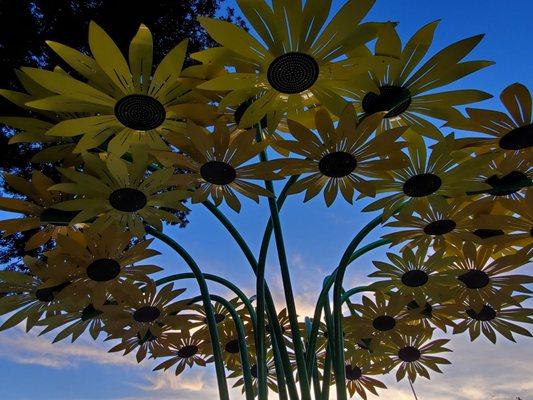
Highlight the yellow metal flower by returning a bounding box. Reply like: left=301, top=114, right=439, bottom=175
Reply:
left=330, top=352, right=388, bottom=399
left=383, top=197, right=477, bottom=253
left=349, top=22, right=492, bottom=139
left=344, top=292, right=423, bottom=347
left=195, top=0, right=386, bottom=128
left=46, top=225, right=162, bottom=307
left=448, top=243, right=533, bottom=311
left=452, top=292, right=533, bottom=343
left=108, top=326, right=180, bottom=363
left=104, top=282, right=190, bottom=337
left=219, top=323, right=255, bottom=369
left=363, top=134, right=491, bottom=218
left=448, top=83, right=533, bottom=156
left=153, top=333, right=213, bottom=375
left=157, top=118, right=281, bottom=212
left=20, top=22, right=215, bottom=156
left=274, top=106, right=408, bottom=206
left=38, top=300, right=110, bottom=343
left=369, top=244, right=456, bottom=305
left=405, top=299, right=459, bottom=333
left=50, top=149, right=189, bottom=237
left=0, top=171, right=79, bottom=250
left=0, top=256, right=71, bottom=332
left=383, top=334, right=451, bottom=382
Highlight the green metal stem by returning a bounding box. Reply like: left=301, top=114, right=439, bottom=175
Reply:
left=188, top=294, right=254, bottom=400
left=321, top=297, right=334, bottom=400
left=145, top=226, right=229, bottom=400
left=257, top=129, right=311, bottom=400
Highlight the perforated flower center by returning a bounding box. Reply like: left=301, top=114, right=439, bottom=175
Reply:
left=35, top=282, right=70, bottom=302
left=224, top=339, right=240, bottom=354
left=200, top=161, right=237, bottom=185
left=267, top=52, right=319, bottom=94
left=398, top=346, right=421, bottom=362
left=458, top=269, right=489, bottom=289
left=137, top=329, right=157, bottom=344
left=486, top=171, right=528, bottom=196
left=473, top=229, right=504, bottom=239
left=177, top=345, right=199, bottom=358
left=81, top=304, right=103, bottom=321
left=362, top=85, right=412, bottom=118
left=372, top=315, right=396, bottom=331
left=403, top=173, right=442, bottom=197
left=133, top=306, right=161, bottom=323
left=86, top=258, right=121, bottom=282
left=114, top=94, right=166, bottom=131
left=423, top=219, right=456, bottom=235
left=499, top=124, right=533, bottom=150
left=345, top=364, right=362, bottom=381
left=318, top=152, right=357, bottom=178
left=401, top=270, right=429, bottom=287
left=109, top=188, right=147, bottom=212
left=466, top=305, right=497, bottom=321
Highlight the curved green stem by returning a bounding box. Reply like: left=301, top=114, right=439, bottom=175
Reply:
left=189, top=294, right=254, bottom=400
left=155, top=273, right=257, bottom=329
left=257, top=133, right=311, bottom=400
left=145, top=226, right=229, bottom=400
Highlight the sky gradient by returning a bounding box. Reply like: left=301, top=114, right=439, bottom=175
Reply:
left=1, top=0, right=532, bottom=399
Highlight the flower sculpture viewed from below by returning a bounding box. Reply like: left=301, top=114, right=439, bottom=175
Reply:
left=0, top=1, right=532, bottom=400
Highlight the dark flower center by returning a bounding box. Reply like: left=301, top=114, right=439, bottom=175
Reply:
left=86, top=258, right=121, bottom=282
left=458, top=269, right=490, bottom=289
left=403, top=173, right=442, bottom=197
left=407, top=300, right=433, bottom=318
left=401, top=270, right=429, bottom=287
left=81, top=304, right=103, bottom=321
left=177, top=345, right=199, bottom=358
left=39, top=208, right=79, bottom=226
left=109, top=188, right=147, bottom=212
left=423, top=219, right=456, bottom=235
left=362, top=85, right=412, bottom=118
left=234, top=101, right=267, bottom=129
left=372, top=315, right=396, bottom=331
left=499, top=124, right=533, bottom=150
left=250, top=363, right=258, bottom=378
left=267, top=52, right=319, bottom=94
left=486, top=171, right=528, bottom=196
left=345, top=364, right=362, bottom=381
left=35, top=281, right=70, bottom=302
left=224, top=339, right=240, bottom=354
left=473, top=229, right=505, bottom=239
left=318, top=152, right=357, bottom=178
left=398, top=346, right=421, bottom=362
left=466, top=305, right=497, bottom=321
left=133, top=306, right=161, bottom=323
left=114, top=94, right=166, bottom=131
left=200, top=161, right=237, bottom=185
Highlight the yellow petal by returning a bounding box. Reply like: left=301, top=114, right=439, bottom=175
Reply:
left=129, top=24, right=153, bottom=93
left=149, top=39, right=188, bottom=98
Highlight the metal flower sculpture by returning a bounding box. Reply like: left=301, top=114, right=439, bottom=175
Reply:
left=0, top=1, right=532, bottom=400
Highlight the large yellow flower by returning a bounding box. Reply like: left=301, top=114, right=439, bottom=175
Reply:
left=228, top=356, right=279, bottom=396
left=448, top=243, right=533, bottom=311
left=448, top=83, right=533, bottom=157
left=0, top=171, right=79, bottom=250
left=382, top=334, right=452, bottom=382
left=155, top=118, right=282, bottom=212
left=349, top=22, right=492, bottom=139
left=20, top=22, right=216, bottom=156
left=0, top=256, right=71, bottom=332
left=194, top=0, right=387, bottom=128
left=369, top=244, right=456, bottom=305
left=363, top=134, right=491, bottom=218
left=274, top=106, right=408, bottom=206
left=50, top=149, right=189, bottom=237
left=46, top=225, right=162, bottom=307
left=153, top=333, right=213, bottom=375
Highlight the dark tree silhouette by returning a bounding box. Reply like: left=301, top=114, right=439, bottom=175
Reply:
left=0, top=0, right=244, bottom=269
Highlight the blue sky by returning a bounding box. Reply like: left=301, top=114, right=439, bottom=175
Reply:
left=1, top=1, right=532, bottom=399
